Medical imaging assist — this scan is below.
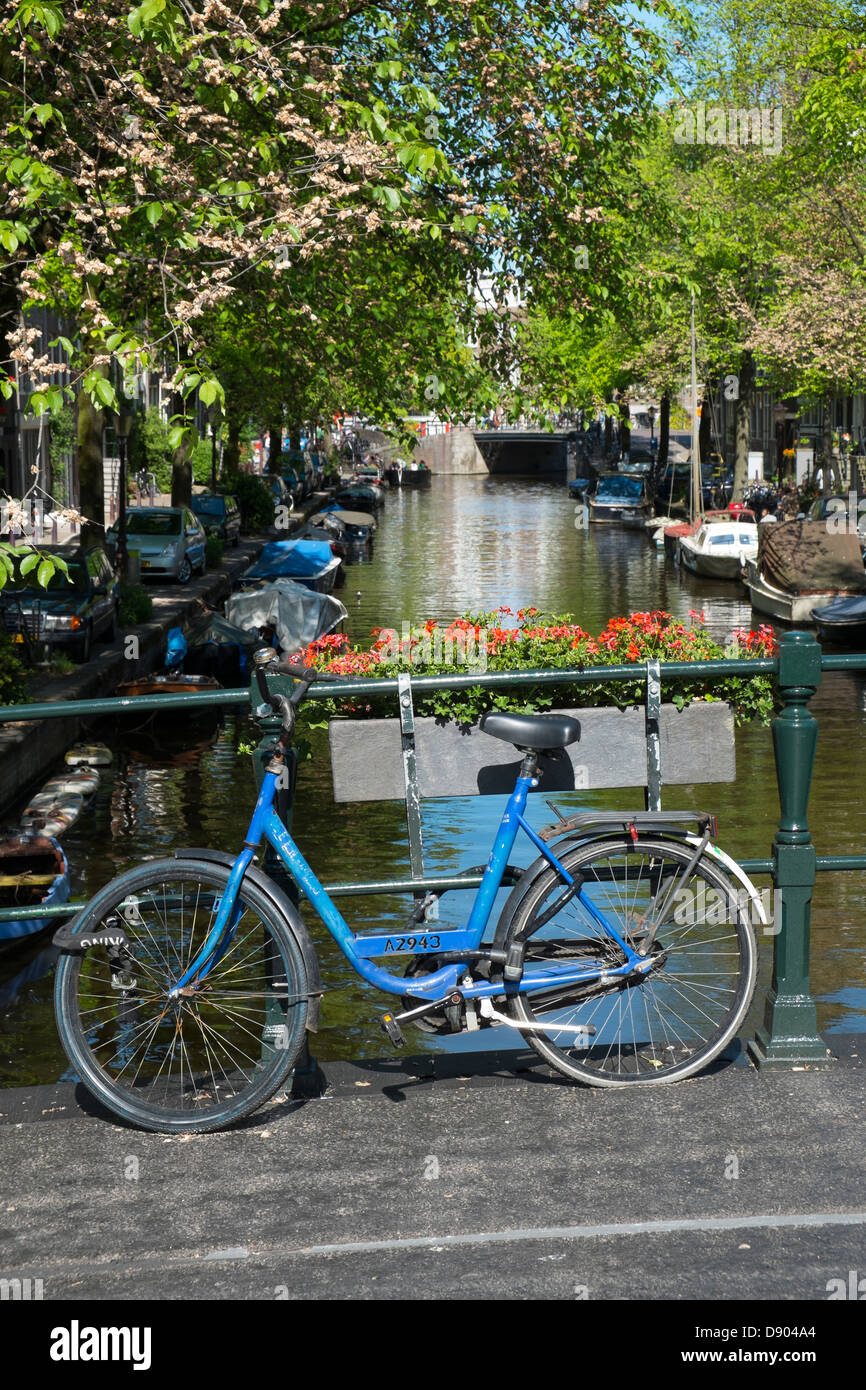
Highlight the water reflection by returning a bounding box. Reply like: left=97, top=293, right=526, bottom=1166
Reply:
left=2, top=476, right=865, bottom=1084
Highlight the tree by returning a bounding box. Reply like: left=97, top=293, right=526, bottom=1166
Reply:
left=1, top=0, right=692, bottom=491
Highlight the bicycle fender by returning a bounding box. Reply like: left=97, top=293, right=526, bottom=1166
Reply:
left=686, top=835, right=771, bottom=931
left=173, top=848, right=322, bottom=1030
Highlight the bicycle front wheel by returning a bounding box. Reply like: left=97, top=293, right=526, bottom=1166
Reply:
left=55, top=859, right=310, bottom=1132
left=495, top=836, right=758, bottom=1087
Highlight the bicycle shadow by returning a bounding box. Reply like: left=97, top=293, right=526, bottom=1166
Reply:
left=68, top=1039, right=748, bottom=1130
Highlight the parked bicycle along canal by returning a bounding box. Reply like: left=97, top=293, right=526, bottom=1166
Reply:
left=3, top=474, right=866, bottom=1086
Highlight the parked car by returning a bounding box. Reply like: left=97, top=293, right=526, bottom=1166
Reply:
left=189, top=493, right=241, bottom=546
left=0, top=543, right=118, bottom=662
left=265, top=474, right=293, bottom=511
left=106, top=507, right=206, bottom=583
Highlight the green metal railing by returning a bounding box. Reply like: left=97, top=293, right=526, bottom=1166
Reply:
left=1, top=629, right=862, bottom=1068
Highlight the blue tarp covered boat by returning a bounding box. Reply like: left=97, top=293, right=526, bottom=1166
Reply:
left=240, top=539, right=342, bottom=593
left=0, top=834, right=70, bottom=948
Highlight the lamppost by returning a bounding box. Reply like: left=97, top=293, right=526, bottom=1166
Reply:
left=112, top=397, right=135, bottom=579
left=647, top=404, right=657, bottom=455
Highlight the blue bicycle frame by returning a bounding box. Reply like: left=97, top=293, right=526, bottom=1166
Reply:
left=169, top=764, right=646, bottom=1005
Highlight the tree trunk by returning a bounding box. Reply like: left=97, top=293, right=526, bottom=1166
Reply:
left=618, top=395, right=630, bottom=457
left=732, top=351, right=755, bottom=502
left=169, top=394, right=192, bottom=508
left=268, top=420, right=282, bottom=474
left=658, top=392, right=670, bottom=469
left=223, top=416, right=241, bottom=473
left=821, top=394, right=833, bottom=497
left=76, top=383, right=105, bottom=546
left=649, top=391, right=671, bottom=506
left=699, top=393, right=711, bottom=464
left=289, top=421, right=302, bottom=450
left=603, top=411, right=612, bottom=457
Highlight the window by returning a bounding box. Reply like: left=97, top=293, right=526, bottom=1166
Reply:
left=126, top=511, right=181, bottom=536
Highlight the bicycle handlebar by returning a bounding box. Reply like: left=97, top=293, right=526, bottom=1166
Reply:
left=252, top=649, right=352, bottom=727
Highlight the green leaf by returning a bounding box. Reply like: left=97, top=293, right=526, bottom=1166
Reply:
left=19, top=552, right=40, bottom=577
left=37, top=559, right=54, bottom=588
left=167, top=425, right=188, bottom=449
left=198, top=379, right=222, bottom=407
left=93, top=378, right=116, bottom=409
left=145, top=202, right=163, bottom=226
left=35, top=103, right=53, bottom=125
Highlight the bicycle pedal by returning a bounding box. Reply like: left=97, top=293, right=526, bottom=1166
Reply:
left=380, top=1011, right=407, bottom=1047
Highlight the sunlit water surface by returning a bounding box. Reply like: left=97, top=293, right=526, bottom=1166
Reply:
left=2, top=476, right=864, bottom=1084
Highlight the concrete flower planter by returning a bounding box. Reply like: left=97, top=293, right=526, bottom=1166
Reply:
left=328, top=701, right=735, bottom=802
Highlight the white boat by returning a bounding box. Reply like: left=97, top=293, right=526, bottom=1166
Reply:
left=65, top=743, right=112, bottom=767
left=679, top=515, right=759, bottom=579
left=21, top=767, right=100, bottom=837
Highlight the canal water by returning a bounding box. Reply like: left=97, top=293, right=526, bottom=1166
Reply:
left=3, top=475, right=865, bottom=1085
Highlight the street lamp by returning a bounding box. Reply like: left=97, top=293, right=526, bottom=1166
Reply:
left=112, top=396, right=135, bottom=579
left=647, top=405, right=657, bottom=454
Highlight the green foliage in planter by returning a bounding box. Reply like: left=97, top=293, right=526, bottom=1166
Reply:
left=297, top=609, right=778, bottom=727
left=118, top=582, right=153, bottom=625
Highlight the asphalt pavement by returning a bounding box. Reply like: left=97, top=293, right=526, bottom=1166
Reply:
left=1, top=1038, right=864, bottom=1301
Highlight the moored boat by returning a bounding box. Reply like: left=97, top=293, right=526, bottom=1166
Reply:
left=239, top=538, right=342, bottom=594
left=400, top=464, right=432, bottom=490
left=65, top=743, right=112, bottom=767
left=334, top=484, right=384, bottom=510
left=225, top=578, right=348, bottom=659
left=116, top=672, right=223, bottom=698
left=743, top=521, right=866, bottom=624
left=588, top=474, right=652, bottom=526
left=0, top=834, right=70, bottom=948
left=678, top=514, right=759, bottom=579
left=21, top=768, right=100, bottom=837
left=812, top=594, right=866, bottom=645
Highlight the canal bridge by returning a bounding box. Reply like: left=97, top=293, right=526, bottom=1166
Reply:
left=473, top=429, right=571, bottom=477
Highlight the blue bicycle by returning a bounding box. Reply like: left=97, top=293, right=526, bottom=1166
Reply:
left=54, top=651, right=759, bottom=1133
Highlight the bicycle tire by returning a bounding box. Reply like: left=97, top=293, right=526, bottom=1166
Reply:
left=494, top=836, right=758, bottom=1087
left=55, top=858, right=310, bottom=1132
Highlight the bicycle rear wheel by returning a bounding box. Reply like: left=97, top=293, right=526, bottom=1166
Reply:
left=55, top=859, right=310, bottom=1132
left=495, top=836, right=758, bottom=1086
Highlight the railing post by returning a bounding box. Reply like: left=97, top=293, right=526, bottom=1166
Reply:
left=749, top=631, right=834, bottom=1069
left=644, top=658, right=662, bottom=812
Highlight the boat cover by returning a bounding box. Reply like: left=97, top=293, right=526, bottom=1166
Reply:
left=225, top=579, right=347, bottom=656
left=595, top=475, right=645, bottom=500
left=758, top=522, right=866, bottom=594
left=320, top=509, right=375, bottom=528
left=813, top=594, right=866, bottom=625
left=243, top=539, right=334, bottom=581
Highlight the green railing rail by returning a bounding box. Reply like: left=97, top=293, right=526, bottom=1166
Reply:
left=1, top=629, right=862, bottom=1069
